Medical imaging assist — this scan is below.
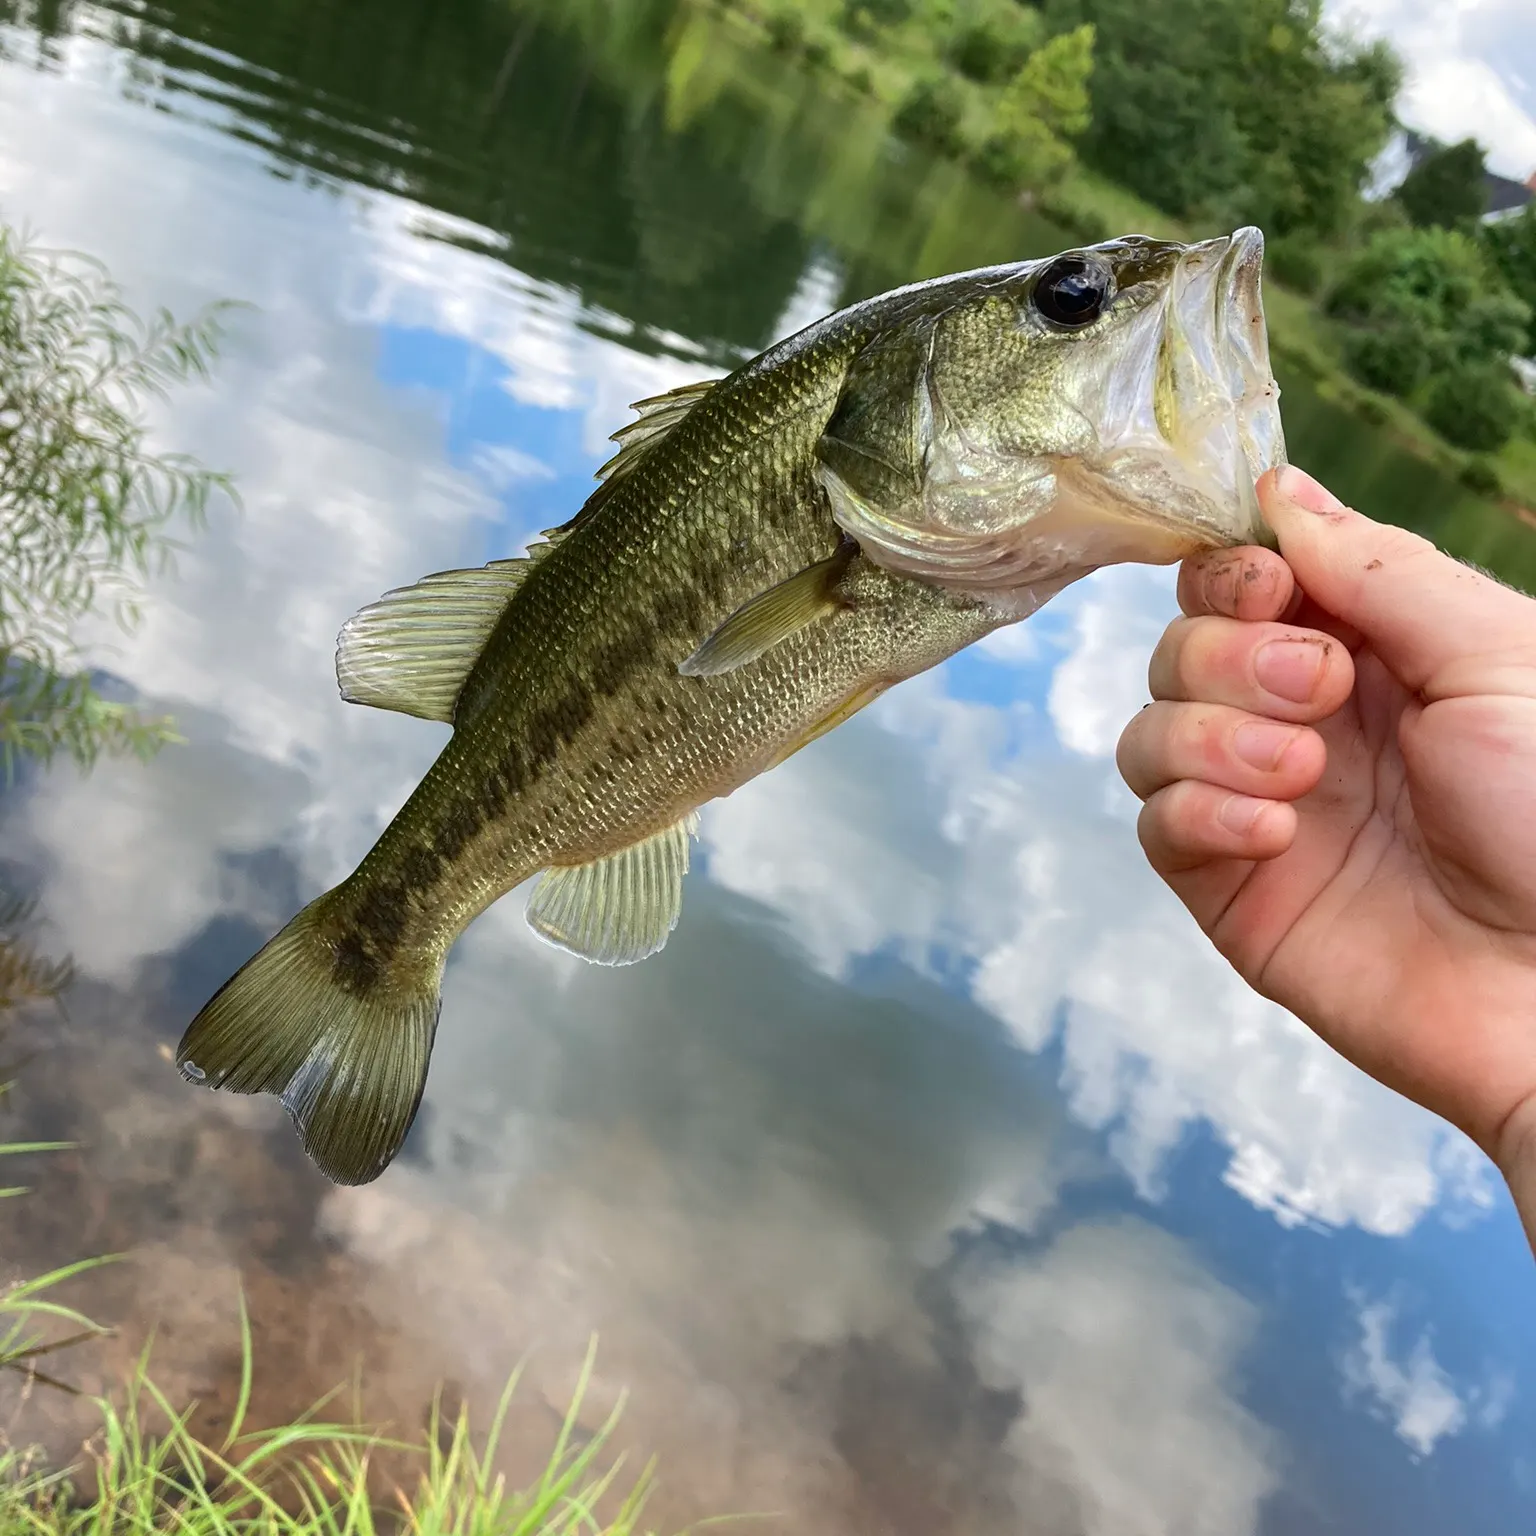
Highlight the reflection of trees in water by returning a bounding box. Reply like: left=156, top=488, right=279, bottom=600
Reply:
left=0, top=0, right=1067, bottom=362
left=0, top=895, right=70, bottom=1015
left=0, top=225, right=229, bottom=1384
left=0, top=228, right=235, bottom=773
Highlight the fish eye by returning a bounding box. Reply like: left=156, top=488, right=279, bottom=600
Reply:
left=1032, top=256, right=1112, bottom=330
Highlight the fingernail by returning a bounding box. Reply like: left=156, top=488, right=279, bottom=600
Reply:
left=1275, top=464, right=1344, bottom=516
left=1255, top=638, right=1326, bottom=703
left=1218, top=794, right=1269, bottom=835
left=1234, top=720, right=1301, bottom=772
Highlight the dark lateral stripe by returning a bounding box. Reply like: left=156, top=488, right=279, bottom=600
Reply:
left=331, top=583, right=728, bottom=986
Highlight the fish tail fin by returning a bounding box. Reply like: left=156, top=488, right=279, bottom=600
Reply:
left=175, top=887, right=443, bottom=1186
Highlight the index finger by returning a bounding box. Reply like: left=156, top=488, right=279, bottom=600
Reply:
left=1177, top=546, right=1296, bottom=623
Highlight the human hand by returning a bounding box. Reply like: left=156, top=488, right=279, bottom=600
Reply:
left=1116, top=465, right=1536, bottom=1239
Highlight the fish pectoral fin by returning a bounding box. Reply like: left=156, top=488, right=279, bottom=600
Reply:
left=336, top=558, right=536, bottom=723
left=525, top=812, right=700, bottom=966
left=677, top=547, right=853, bottom=678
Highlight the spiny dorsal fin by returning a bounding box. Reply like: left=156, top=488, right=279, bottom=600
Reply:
left=593, top=377, right=720, bottom=487
left=525, top=812, right=699, bottom=965
left=677, top=546, right=853, bottom=678
left=336, top=536, right=564, bottom=723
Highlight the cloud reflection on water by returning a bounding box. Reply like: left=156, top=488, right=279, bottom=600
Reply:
left=0, top=15, right=1525, bottom=1534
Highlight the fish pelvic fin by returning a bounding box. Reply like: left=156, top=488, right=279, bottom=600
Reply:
left=175, top=891, right=443, bottom=1186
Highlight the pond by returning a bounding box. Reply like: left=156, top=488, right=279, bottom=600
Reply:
left=1, top=0, right=1534, bottom=1531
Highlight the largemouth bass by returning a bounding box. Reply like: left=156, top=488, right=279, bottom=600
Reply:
left=178, top=227, right=1286, bottom=1185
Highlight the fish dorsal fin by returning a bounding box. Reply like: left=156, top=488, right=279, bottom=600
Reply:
left=525, top=812, right=699, bottom=965
left=593, top=377, right=719, bottom=487
left=677, top=546, right=853, bottom=677
left=336, top=538, right=564, bottom=723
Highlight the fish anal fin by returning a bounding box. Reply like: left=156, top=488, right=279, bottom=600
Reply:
left=678, top=547, right=853, bottom=679
left=525, top=812, right=699, bottom=965
left=336, top=555, right=541, bottom=723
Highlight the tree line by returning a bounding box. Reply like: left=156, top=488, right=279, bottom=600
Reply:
left=737, top=0, right=1536, bottom=459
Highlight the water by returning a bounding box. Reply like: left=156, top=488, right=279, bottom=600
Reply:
left=2, top=1, right=1534, bottom=1530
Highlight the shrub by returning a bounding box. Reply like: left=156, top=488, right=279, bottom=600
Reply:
left=765, top=9, right=806, bottom=52
left=974, top=116, right=1071, bottom=191
left=1266, top=235, right=1324, bottom=295
left=841, top=0, right=910, bottom=26
left=949, top=4, right=1043, bottom=85
left=1482, top=203, right=1536, bottom=357
left=1459, top=457, right=1505, bottom=497
left=1455, top=290, right=1533, bottom=366
left=974, top=132, right=1027, bottom=187
left=1036, top=187, right=1110, bottom=244
left=893, top=76, right=965, bottom=156
left=1424, top=362, right=1521, bottom=453
left=1341, top=322, right=1431, bottom=397
left=1325, top=225, right=1484, bottom=328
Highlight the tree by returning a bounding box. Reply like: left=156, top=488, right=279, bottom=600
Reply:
left=1425, top=362, right=1520, bottom=452
left=1326, top=225, right=1531, bottom=431
left=947, top=0, right=1045, bottom=84
left=1484, top=203, right=1536, bottom=357
left=1395, top=137, right=1489, bottom=229
left=1040, top=0, right=1400, bottom=238
left=997, top=23, right=1094, bottom=140
left=0, top=228, right=235, bottom=772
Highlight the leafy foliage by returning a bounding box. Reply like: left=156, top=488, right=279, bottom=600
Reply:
left=1325, top=224, right=1529, bottom=449
left=1265, top=235, right=1324, bottom=296
left=0, top=227, right=236, bottom=774
left=1483, top=202, right=1536, bottom=358
left=1340, top=321, right=1430, bottom=397
left=946, top=0, right=1044, bottom=85
left=892, top=74, right=966, bottom=155
left=0, top=895, right=71, bottom=1018
left=996, top=23, right=1094, bottom=141
left=1041, top=0, right=1399, bottom=238
left=1326, top=225, right=1483, bottom=329
left=1328, top=224, right=1531, bottom=383
left=1395, top=137, right=1489, bottom=230
left=1425, top=362, right=1521, bottom=453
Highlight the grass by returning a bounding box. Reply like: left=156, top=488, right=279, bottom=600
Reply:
left=0, top=1322, right=690, bottom=1536
left=4, top=1080, right=721, bottom=1536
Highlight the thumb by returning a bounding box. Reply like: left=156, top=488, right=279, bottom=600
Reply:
left=1259, top=465, right=1536, bottom=698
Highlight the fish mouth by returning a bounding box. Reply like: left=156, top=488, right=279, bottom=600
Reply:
left=1157, top=226, right=1286, bottom=547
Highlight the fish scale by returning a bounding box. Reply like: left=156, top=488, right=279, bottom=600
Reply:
left=177, top=227, right=1285, bottom=1185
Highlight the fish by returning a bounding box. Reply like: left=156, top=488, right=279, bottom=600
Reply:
left=177, top=226, right=1286, bottom=1186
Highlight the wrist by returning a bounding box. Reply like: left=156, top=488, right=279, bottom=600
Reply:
left=1494, top=1091, right=1536, bottom=1261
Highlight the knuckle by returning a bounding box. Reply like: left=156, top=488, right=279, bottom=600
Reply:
left=1153, top=617, right=1210, bottom=698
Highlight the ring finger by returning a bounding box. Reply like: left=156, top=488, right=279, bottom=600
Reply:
left=1148, top=616, right=1356, bottom=722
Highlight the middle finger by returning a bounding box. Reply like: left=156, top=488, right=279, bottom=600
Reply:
left=1117, top=700, right=1327, bottom=802
left=1148, top=616, right=1356, bottom=722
